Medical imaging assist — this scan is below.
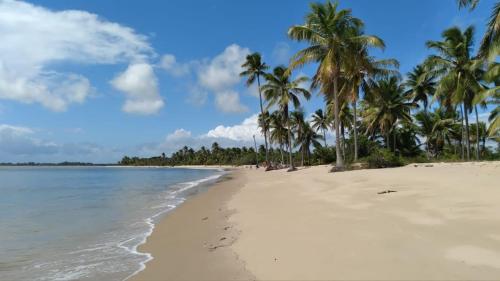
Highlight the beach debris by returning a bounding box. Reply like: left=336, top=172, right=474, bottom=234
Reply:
left=223, top=226, right=231, bottom=231
left=274, top=258, right=278, bottom=261
left=377, top=190, right=397, bottom=195
left=220, top=237, right=227, bottom=241
left=202, top=216, right=208, bottom=221
left=425, top=164, right=434, bottom=167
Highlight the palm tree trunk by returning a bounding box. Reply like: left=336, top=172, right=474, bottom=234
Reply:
left=459, top=104, right=465, bottom=160
left=279, top=143, right=284, bottom=165
left=257, top=75, right=269, bottom=166
left=352, top=99, right=358, bottom=161
left=474, top=105, right=480, bottom=160
left=323, top=129, right=327, bottom=147
left=341, top=122, right=346, bottom=160
left=333, top=73, right=344, bottom=170
left=393, top=129, right=396, bottom=154
left=463, top=102, right=471, bottom=161
left=286, top=107, right=294, bottom=170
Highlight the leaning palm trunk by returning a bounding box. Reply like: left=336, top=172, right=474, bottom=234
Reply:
left=333, top=74, right=344, bottom=170
left=463, top=102, right=471, bottom=161
left=474, top=105, right=480, bottom=160
left=256, top=76, right=269, bottom=166
left=352, top=99, right=358, bottom=161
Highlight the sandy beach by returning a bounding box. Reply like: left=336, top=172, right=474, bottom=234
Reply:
left=133, top=162, right=500, bottom=280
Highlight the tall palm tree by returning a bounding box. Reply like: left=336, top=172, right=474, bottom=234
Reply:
left=425, top=26, right=484, bottom=161
left=405, top=64, right=437, bottom=111
left=288, top=1, right=384, bottom=170
left=311, top=109, right=329, bottom=147
left=363, top=76, right=414, bottom=152
left=269, top=110, right=289, bottom=165
left=340, top=30, right=399, bottom=161
left=240, top=53, right=270, bottom=166
left=291, top=109, right=307, bottom=166
left=262, top=66, right=311, bottom=171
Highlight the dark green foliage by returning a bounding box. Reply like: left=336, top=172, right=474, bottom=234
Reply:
left=363, top=148, right=404, bottom=168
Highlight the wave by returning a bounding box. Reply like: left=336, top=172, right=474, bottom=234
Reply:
left=122, top=170, right=225, bottom=281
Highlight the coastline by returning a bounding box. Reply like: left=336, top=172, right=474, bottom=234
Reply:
left=133, top=161, right=500, bottom=280
left=130, top=168, right=253, bottom=281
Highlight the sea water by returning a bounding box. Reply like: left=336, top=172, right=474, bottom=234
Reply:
left=0, top=166, right=224, bottom=281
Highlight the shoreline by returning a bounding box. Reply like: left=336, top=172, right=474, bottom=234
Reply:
left=130, top=168, right=253, bottom=281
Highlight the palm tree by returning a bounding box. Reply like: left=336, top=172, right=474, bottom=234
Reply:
left=363, top=76, right=414, bottom=152
left=296, top=122, right=324, bottom=165
left=458, top=0, right=500, bottom=61
left=288, top=1, right=384, bottom=170
left=311, top=109, right=329, bottom=147
left=425, top=26, right=484, bottom=161
left=262, top=66, right=311, bottom=171
left=291, top=109, right=307, bottom=166
left=405, top=64, right=437, bottom=111
left=269, top=110, right=289, bottom=165
left=240, top=53, right=270, bottom=166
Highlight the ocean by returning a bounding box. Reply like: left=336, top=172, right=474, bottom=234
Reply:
left=0, top=166, right=224, bottom=281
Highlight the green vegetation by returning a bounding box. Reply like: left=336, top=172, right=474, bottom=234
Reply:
left=120, top=0, right=500, bottom=169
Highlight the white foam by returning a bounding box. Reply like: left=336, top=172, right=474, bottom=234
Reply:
left=122, top=171, right=225, bottom=281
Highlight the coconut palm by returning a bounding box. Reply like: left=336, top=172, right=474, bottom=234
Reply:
left=425, top=26, right=484, bottom=161
left=288, top=0, right=384, bottom=170
left=291, top=109, right=307, bottom=166
left=269, top=110, right=289, bottom=165
left=405, top=64, right=437, bottom=111
left=363, top=76, right=414, bottom=152
left=458, top=0, right=500, bottom=61
left=311, top=109, right=330, bottom=147
left=240, top=53, right=270, bottom=166
left=340, top=29, right=399, bottom=161
left=262, top=66, right=311, bottom=171
left=296, top=122, right=324, bottom=165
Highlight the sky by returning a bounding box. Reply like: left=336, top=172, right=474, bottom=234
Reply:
left=0, top=0, right=494, bottom=163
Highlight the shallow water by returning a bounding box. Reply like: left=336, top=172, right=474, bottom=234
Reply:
left=0, top=166, right=223, bottom=281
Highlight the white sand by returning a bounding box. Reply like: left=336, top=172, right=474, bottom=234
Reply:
left=228, top=162, right=500, bottom=280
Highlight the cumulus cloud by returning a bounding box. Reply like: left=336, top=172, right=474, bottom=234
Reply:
left=111, top=63, right=164, bottom=115
left=159, top=54, right=192, bottom=77
left=0, top=0, right=153, bottom=111
left=161, top=44, right=250, bottom=113
left=204, top=114, right=260, bottom=141
left=139, top=113, right=262, bottom=156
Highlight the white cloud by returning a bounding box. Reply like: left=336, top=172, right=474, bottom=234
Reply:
left=166, top=128, right=192, bottom=141
left=139, top=113, right=262, bottom=156
left=214, top=90, right=248, bottom=113
left=111, top=63, right=164, bottom=115
left=0, top=0, right=153, bottom=111
left=159, top=54, right=191, bottom=77
left=197, top=44, right=250, bottom=113
left=272, top=42, right=291, bottom=64
left=159, top=44, right=251, bottom=113
left=204, top=113, right=260, bottom=141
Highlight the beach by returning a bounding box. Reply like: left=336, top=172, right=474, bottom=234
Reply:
left=133, top=162, right=500, bottom=280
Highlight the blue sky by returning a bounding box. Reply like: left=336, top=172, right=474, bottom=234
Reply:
left=0, top=0, right=494, bottom=163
